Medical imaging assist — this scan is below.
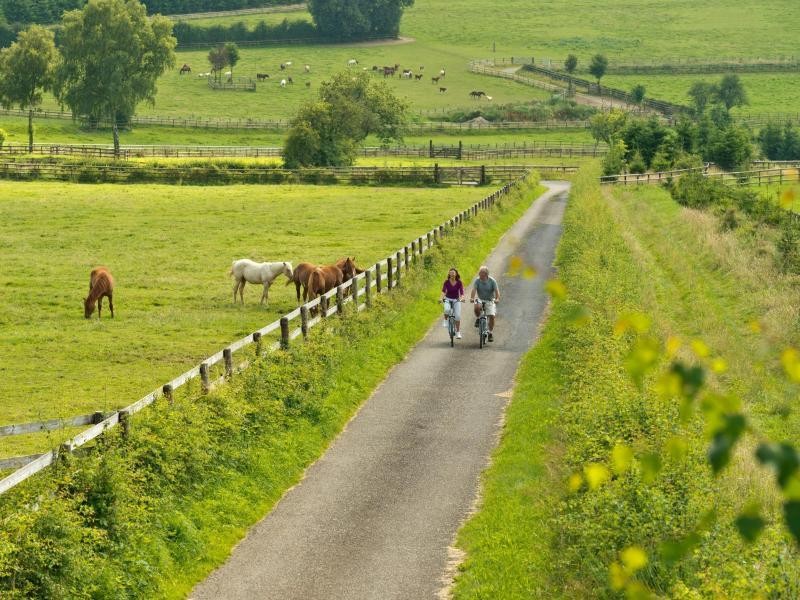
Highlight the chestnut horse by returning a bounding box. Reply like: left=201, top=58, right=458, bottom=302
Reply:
left=84, top=266, right=114, bottom=319
left=288, top=257, right=360, bottom=303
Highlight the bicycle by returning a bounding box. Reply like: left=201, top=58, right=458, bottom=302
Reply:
left=442, top=298, right=463, bottom=347
left=475, top=300, right=489, bottom=349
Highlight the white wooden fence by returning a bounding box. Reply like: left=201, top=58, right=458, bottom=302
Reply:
left=0, top=176, right=529, bottom=496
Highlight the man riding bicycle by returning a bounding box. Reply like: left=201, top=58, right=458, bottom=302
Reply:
left=470, top=265, right=500, bottom=342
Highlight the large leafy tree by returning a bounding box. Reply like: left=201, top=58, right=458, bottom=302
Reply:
left=53, top=0, right=176, bottom=156
left=715, top=73, right=748, bottom=113
left=283, top=71, right=407, bottom=167
left=588, top=54, right=608, bottom=90
left=0, top=25, right=58, bottom=152
left=308, top=0, right=414, bottom=40
left=564, top=54, right=577, bottom=96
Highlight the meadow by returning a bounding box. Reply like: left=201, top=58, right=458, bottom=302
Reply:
left=0, top=181, right=492, bottom=458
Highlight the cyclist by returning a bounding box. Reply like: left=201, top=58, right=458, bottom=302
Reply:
left=441, top=267, right=466, bottom=339
left=470, top=265, right=500, bottom=342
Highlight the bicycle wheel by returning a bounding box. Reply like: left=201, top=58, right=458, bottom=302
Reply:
left=449, top=318, right=455, bottom=347
left=479, top=318, right=485, bottom=349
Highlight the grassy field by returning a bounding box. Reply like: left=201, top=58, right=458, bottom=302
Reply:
left=173, top=7, right=313, bottom=28
left=603, top=72, right=800, bottom=115
left=451, top=166, right=800, bottom=597
left=0, top=181, right=494, bottom=458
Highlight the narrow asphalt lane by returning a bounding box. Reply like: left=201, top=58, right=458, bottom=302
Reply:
left=191, top=181, right=570, bottom=600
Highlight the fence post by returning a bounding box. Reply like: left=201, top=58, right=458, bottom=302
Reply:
left=301, top=305, right=309, bottom=338
left=352, top=275, right=359, bottom=307
left=433, top=228, right=439, bottom=245
left=253, top=332, right=262, bottom=356
left=411, top=239, right=417, bottom=263
left=427, top=232, right=432, bottom=248
left=376, top=263, right=382, bottom=294
left=280, top=317, right=289, bottom=349
left=480, top=165, right=486, bottom=185
left=387, top=257, right=394, bottom=290
left=396, top=251, right=402, bottom=286
left=404, top=246, right=409, bottom=271
left=365, top=269, right=373, bottom=307
left=336, top=285, right=344, bottom=314
left=200, top=363, right=210, bottom=393
left=223, top=348, right=233, bottom=377
left=321, top=295, right=329, bottom=318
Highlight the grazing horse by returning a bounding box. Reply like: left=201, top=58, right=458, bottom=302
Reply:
left=347, top=58, right=359, bottom=66
left=287, top=257, right=359, bottom=303
left=470, top=90, right=486, bottom=99
left=85, top=266, right=114, bottom=319
left=230, top=259, right=293, bottom=305
left=439, top=87, right=447, bottom=93
left=256, top=73, right=269, bottom=81
left=179, top=63, right=191, bottom=74
left=431, top=76, right=440, bottom=84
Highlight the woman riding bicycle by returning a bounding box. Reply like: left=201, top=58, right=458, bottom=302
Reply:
left=470, top=265, right=500, bottom=342
left=441, top=267, right=466, bottom=339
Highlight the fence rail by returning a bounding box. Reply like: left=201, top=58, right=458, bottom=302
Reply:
left=600, top=165, right=800, bottom=187
left=0, top=173, right=532, bottom=495
left=0, top=160, right=541, bottom=185
left=0, top=141, right=606, bottom=160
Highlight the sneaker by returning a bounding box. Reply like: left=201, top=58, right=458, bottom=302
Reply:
left=456, top=332, right=462, bottom=339
left=488, top=332, right=494, bottom=342
left=474, top=318, right=480, bottom=327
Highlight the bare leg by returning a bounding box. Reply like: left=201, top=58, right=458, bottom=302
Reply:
left=489, top=315, right=495, bottom=331
left=474, top=303, right=481, bottom=318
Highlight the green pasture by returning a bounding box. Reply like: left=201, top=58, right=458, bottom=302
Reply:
left=0, top=181, right=492, bottom=458
left=602, top=73, right=800, bottom=116
left=173, top=8, right=313, bottom=28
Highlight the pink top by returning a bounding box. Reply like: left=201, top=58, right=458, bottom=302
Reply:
left=442, top=279, right=464, bottom=299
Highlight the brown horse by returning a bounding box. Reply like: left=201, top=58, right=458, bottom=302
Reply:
left=85, top=267, right=114, bottom=319
left=287, top=257, right=360, bottom=303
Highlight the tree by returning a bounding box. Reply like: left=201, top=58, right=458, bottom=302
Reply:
left=53, top=0, right=176, bottom=156
left=208, top=45, right=228, bottom=81
left=715, top=73, right=748, bottom=113
left=630, top=84, right=646, bottom=109
left=308, top=0, right=414, bottom=41
left=589, top=109, right=627, bottom=146
left=758, top=121, right=783, bottom=160
left=687, top=81, right=716, bottom=115
left=588, top=54, right=608, bottom=93
left=0, top=25, right=58, bottom=152
left=705, top=124, right=753, bottom=170
left=283, top=71, right=407, bottom=167
left=224, top=42, right=239, bottom=77
left=564, top=54, right=577, bottom=96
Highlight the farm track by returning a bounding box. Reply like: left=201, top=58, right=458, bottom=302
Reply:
left=191, top=181, right=569, bottom=600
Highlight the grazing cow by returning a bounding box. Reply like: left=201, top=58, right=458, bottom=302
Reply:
left=419, top=65, right=424, bottom=71
left=439, top=87, right=447, bottom=93
left=230, top=259, right=293, bottom=305
left=469, top=90, right=486, bottom=99
left=280, top=63, right=286, bottom=70
left=256, top=73, right=269, bottom=81
left=285, top=61, right=292, bottom=67
left=415, top=73, right=424, bottom=80
left=431, top=76, right=440, bottom=84
left=280, top=79, right=287, bottom=88
left=84, top=267, right=114, bottom=319
left=305, top=64, right=310, bottom=72
left=439, top=68, right=446, bottom=77
left=486, top=95, right=493, bottom=101
left=383, top=66, right=396, bottom=77
left=179, top=63, right=191, bottom=74
left=402, top=69, right=413, bottom=78
left=287, top=76, right=293, bottom=84
left=347, top=58, right=358, bottom=66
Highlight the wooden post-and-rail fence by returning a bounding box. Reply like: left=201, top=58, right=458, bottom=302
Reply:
left=0, top=176, right=528, bottom=496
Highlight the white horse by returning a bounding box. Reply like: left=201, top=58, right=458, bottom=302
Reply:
left=230, top=259, right=293, bottom=305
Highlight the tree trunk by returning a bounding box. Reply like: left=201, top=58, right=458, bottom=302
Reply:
left=112, top=120, right=120, bottom=159
left=27, top=109, right=34, bottom=154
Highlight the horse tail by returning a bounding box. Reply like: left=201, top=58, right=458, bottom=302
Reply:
left=229, top=261, right=236, bottom=278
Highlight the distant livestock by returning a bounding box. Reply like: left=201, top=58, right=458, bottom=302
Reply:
left=84, top=267, right=114, bottom=319
left=469, top=90, right=486, bottom=99
left=439, top=87, right=447, bottom=93
left=348, top=58, right=359, bottom=66
left=179, top=63, right=191, bottom=74
left=256, top=73, right=270, bottom=81
left=431, top=76, right=440, bottom=84
left=280, top=79, right=287, bottom=88
left=230, top=259, right=293, bottom=305
left=305, top=64, right=310, bottom=72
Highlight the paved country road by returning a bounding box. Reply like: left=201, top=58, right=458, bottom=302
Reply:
left=190, top=181, right=570, bottom=600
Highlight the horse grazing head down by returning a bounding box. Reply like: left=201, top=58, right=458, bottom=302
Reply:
left=281, top=261, right=294, bottom=280
left=84, top=266, right=114, bottom=319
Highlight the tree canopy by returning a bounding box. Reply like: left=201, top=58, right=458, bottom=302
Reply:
left=283, top=71, right=408, bottom=167
left=588, top=54, right=608, bottom=85
left=53, top=0, right=176, bottom=154
left=0, top=25, right=58, bottom=151
left=308, top=0, right=414, bottom=40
